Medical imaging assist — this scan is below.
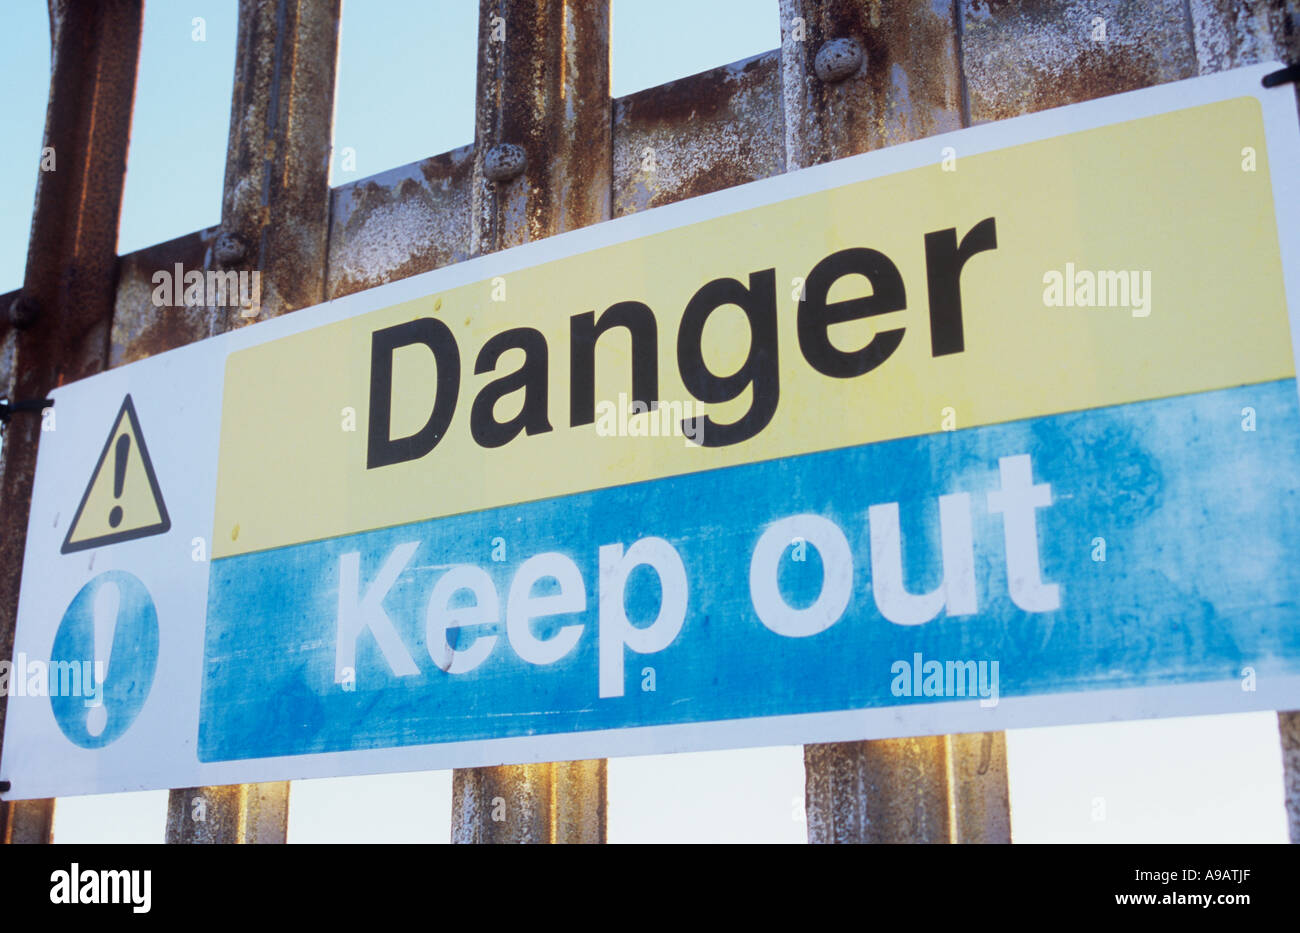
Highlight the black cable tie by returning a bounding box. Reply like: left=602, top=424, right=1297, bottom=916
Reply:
left=0, top=397, right=53, bottom=424
left=1262, top=62, right=1300, bottom=89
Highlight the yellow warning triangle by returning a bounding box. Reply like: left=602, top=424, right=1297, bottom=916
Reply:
left=61, top=395, right=171, bottom=553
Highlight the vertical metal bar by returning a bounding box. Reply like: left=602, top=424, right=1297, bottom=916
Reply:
left=470, top=0, right=612, bottom=253
left=803, top=732, right=1010, bottom=844
left=0, top=0, right=143, bottom=845
left=1281, top=712, right=1300, bottom=842
left=780, top=0, right=1010, bottom=844
left=780, top=0, right=963, bottom=171
left=165, top=0, right=340, bottom=844
left=451, top=0, right=611, bottom=844
left=165, top=783, right=291, bottom=844
left=214, top=0, right=340, bottom=326
left=1186, top=0, right=1300, bottom=77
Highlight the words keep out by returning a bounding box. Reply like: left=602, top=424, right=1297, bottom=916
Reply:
left=335, top=453, right=1058, bottom=698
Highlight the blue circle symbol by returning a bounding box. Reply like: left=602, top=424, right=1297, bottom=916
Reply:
left=50, top=571, right=159, bottom=748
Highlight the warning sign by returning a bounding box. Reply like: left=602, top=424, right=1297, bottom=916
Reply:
left=61, top=395, right=170, bottom=553
left=4, top=63, right=1300, bottom=800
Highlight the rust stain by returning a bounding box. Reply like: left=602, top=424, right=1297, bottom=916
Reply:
left=1, top=0, right=142, bottom=844
left=614, top=51, right=784, bottom=215
left=959, top=0, right=1198, bottom=121
left=328, top=146, right=473, bottom=300
left=110, top=230, right=216, bottom=367
left=218, top=0, right=339, bottom=324
left=783, top=0, right=964, bottom=169
left=0, top=291, right=18, bottom=394
left=1187, top=0, right=1300, bottom=73
left=471, top=0, right=611, bottom=253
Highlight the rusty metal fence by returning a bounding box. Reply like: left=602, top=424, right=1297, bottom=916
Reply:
left=2, top=0, right=1298, bottom=844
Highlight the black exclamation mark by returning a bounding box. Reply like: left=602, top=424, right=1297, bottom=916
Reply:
left=108, top=434, right=129, bottom=528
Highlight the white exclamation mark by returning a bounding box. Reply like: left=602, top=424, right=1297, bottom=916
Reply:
left=86, top=580, right=119, bottom=737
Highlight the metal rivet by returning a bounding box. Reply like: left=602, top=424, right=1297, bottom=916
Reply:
left=484, top=143, right=527, bottom=183
left=7, top=295, right=39, bottom=329
left=214, top=230, right=246, bottom=265
left=814, top=38, right=865, bottom=83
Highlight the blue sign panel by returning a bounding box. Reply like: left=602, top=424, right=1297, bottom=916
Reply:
left=199, top=380, right=1300, bottom=761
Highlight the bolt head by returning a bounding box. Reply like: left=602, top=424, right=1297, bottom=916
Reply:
left=214, top=230, right=246, bottom=265
left=7, top=296, right=38, bottom=329
left=484, top=143, right=527, bottom=183
left=814, top=38, right=865, bottom=83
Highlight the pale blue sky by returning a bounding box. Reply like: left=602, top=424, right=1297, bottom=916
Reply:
left=1, top=0, right=1290, bottom=842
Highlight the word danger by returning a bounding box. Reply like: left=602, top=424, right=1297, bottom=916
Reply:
left=367, top=218, right=998, bottom=465
left=335, top=452, right=1057, bottom=698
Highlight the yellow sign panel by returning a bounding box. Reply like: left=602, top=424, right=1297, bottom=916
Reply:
left=215, top=96, right=1289, bottom=559
left=62, top=395, right=171, bottom=553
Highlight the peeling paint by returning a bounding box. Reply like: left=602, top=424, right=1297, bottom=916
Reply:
left=471, top=0, right=611, bottom=253
left=782, top=0, right=964, bottom=168
left=960, top=0, right=1198, bottom=122
left=110, top=230, right=219, bottom=368
left=614, top=51, right=785, bottom=215
left=328, top=146, right=473, bottom=299
left=1188, top=0, right=1300, bottom=74
left=218, top=0, right=339, bottom=322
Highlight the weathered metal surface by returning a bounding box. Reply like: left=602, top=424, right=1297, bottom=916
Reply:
left=959, top=0, right=1198, bottom=122
left=0, top=797, right=54, bottom=844
left=815, top=36, right=866, bottom=82
left=805, top=738, right=949, bottom=843
left=215, top=0, right=340, bottom=325
left=946, top=731, right=1012, bottom=842
left=805, top=732, right=1010, bottom=843
left=470, top=0, right=611, bottom=252
left=164, top=782, right=289, bottom=844
left=162, top=0, right=341, bottom=844
left=483, top=142, right=527, bottom=182
left=327, top=146, right=473, bottom=300
left=1189, top=0, right=1300, bottom=73
left=110, top=229, right=219, bottom=368
left=1281, top=710, right=1300, bottom=842
left=452, top=0, right=612, bottom=844
left=0, top=291, right=18, bottom=393
left=613, top=51, right=785, bottom=216
left=781, top=0, right=964, bottom=170
left=453, top=760, right=607, bottom=844
left=0, top=0, right=142, bottom=846
left=6, top=0, right=141, bottom=349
